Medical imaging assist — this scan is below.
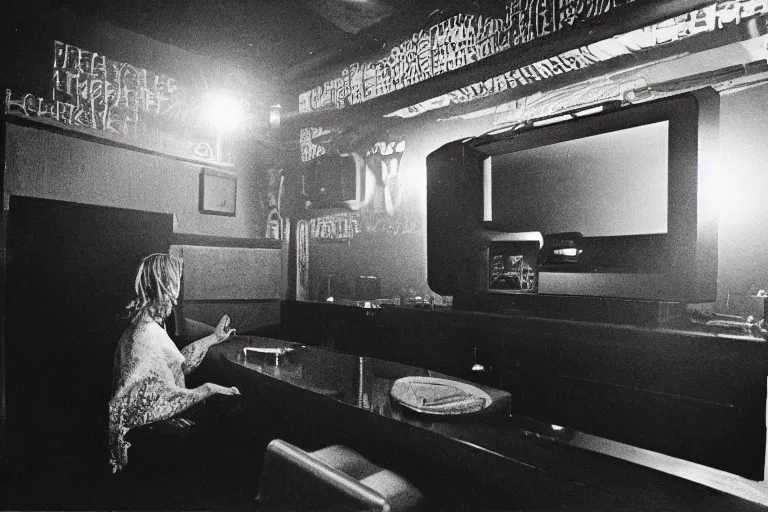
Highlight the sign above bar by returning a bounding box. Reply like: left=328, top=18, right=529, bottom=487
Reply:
left=298, top=0, right=645, bottom=114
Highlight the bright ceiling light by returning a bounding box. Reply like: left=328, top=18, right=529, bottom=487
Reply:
left=203, top=90, right=246, bottom=132
left=532, top=114, right=573, bottom=127
left=572, top=105, right=606, bottom=117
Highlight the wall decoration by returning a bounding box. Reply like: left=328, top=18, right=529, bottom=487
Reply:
left=5, top=41, right=182, bottom=132
left=384, top=45, right=604, bottom=119
left=363, top=139, right=406, bottom=216
left=309, top=211, right=362, bottom=243
left=302, top=135, right=419, bottom=237
left=199, top=168, right=237, bottom=216
left=384, top=0, right=768, bottom=119
left=433, top=76, right=645, bottom=125
left=262, top=168, right=285, bottom=239
left=296, top=219, right=310, bottom=301
left=300, top=126, right=333, bottom=162
left=298, top=0, right=644, bottom=114
left=265, top=209, right=283, bottom=239
left=440, top=50, right=767, bottom=127
left=194, top=142, right=215, bottom=159
left=358, top=209, right=419, bottom=236
left=4, top=41, right=228, bottom=164
left=488, top=78, right=645, bottom=125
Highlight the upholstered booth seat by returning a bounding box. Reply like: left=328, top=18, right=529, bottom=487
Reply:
left=257, top=439, right=424, bottom=511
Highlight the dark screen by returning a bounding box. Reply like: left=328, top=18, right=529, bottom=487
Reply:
left=490, top=121, right=668, bottom=237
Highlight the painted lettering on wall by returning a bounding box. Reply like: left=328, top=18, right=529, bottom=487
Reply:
left=385, top=46, right=602, bottom=118
left=300, top=126, right=332, bottom=162
left=385, top=0, right=768, bottom=118
left=298, top=0, right=638, bottom=113
left=5, top=42, right=183, bottom=135
left=310, top=212, right=362, bottom=242
left=5, top=41, right=224, bottom=162
left=50, top=41, right=182, bottom=134
left=308, top=209, right=418, bottom=242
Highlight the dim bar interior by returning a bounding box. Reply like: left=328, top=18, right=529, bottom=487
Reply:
left=3, top=0, right=768, bottom=509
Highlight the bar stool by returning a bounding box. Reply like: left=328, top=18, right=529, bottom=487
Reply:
left=256, top=439, right=424, bottom=511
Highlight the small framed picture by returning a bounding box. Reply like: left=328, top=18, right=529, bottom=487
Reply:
left=488, top=241, right=539, bottom=294
left=199, top=168, right=237, bottom=216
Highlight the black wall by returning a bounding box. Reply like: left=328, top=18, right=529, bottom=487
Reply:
left=4, top=197, right=173, bottom=483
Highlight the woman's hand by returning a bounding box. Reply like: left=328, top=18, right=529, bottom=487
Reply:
left=215, top=314, right=236, bottom=342
left=207, top=383, right=241, bottom=396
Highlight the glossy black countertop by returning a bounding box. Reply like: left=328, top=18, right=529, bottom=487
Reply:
left=301, top=298, right=768, bottom=343
left=209, top=336, right=768, bottom=511
left=218, top=335, right=512, bottom=422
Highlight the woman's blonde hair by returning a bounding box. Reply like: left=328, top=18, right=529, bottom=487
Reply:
left=126, top=253, right=183, bottom=321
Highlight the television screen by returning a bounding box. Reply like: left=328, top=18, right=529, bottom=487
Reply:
left=304, top=153, right=359, bottom=205
left=488, top=241, right=539, bottom=293
left=489, top=121, right=669, bottom=238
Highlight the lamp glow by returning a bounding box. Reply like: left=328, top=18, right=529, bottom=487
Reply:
left=269, top=104, right=282, bottom=127
left=572, top=105, right=606, bottom=117
left=532, top=114, right=573, bottom=127
left=203, top=91, right=246, bottom=132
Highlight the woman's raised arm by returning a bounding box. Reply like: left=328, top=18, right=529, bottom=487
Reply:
left=180, top=315, right=236, bottom=375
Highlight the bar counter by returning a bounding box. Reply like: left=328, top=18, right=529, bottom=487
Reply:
left=207, top=335, right=768, bottom=511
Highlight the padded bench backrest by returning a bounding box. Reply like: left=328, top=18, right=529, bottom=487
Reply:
left=170, top=244, right=284, bottom=337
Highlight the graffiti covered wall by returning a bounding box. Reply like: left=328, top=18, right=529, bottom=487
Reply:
left=302, top=135, right=417, bottom=245
left=5, top=40, right=248, bottom=165
left=302, top=116, right=496, bottom=300
left=297, top=0, right=768, bottom=303
left=298, top=0, right=643, bottom=114
left=2, top=9, right=274, bottom=239
left=386, top=0, right=768, bottom=119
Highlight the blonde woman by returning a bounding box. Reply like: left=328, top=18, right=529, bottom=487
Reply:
left=109, top=253, right=240, bottom=474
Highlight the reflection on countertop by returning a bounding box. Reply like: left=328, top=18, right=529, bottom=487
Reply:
left=219, top=336, right=511, bottom=425
left=320, top=295, right=454, bottom=312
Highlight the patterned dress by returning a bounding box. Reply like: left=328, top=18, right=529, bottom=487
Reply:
left=108, top=314, right=215, bottom=473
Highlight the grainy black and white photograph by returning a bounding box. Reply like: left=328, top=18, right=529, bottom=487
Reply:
left=3, top=0, right=768, bottom=509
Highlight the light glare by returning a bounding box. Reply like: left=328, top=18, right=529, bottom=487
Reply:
left=204, top=91, right=245, bottom=132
